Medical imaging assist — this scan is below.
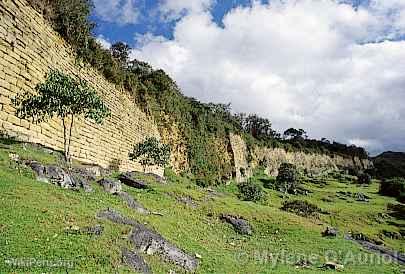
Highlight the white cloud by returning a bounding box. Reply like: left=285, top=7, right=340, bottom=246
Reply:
left=96, top=35, right=111, bottom=49
left=131, top=0, right=405, bottom=154
left=93, top=0, right=140, bottom=25
left=158, top=0, right=213, bottom=20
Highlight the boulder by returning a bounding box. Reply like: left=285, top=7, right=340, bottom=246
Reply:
left=220, top=214, right=252, bottom=235
left=122, top=248, right=151, bottom=274
left=322, top=227, right=338, bottom=237
left=119, top=173, right=149, bottom=189
left=97, top=178, right=122, bottom=194
left=129, top=223, right=199, bottom=272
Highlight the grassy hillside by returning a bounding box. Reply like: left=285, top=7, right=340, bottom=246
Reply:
left=0, top=139, right=404, bottom=273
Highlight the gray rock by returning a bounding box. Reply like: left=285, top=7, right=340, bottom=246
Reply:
left=322, top=227, right=338, bottom=237
left=119, top=173, right=149, bottom=189
left=96, top=208, right=139, bottom=226
left=220, top=214, right=252, bottom=235
left=26, top=161, right=78, bottom=190
left=122, top=248, right=151, bottom=274
left=127, top=171, right=167, bottom=184
left=117, top=191, right=150, bottom=214
left=65, top=225, right=104, bottom=236
left=129, top=223, right=199, bottom=272
left=72, top=174, right=93, bottom=193
left=97, top=178, right=122, bottom=194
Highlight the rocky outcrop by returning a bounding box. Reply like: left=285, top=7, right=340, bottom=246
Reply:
left=97, top=209, right=199, bottom=272
left=129, top=222, right=199, bottom=272
left=117, top=191, right=150, bottom=215
left=122, top=248, right=151, bottom=274
left=27, top=161, right=79, bottom=190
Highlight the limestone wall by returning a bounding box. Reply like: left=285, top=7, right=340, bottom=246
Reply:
left=0, top=0, right=163, bottom=175
left=229, top=134, right=372, bottom=182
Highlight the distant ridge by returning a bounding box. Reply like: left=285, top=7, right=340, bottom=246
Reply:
left=372, top=151, right=405, bottom=179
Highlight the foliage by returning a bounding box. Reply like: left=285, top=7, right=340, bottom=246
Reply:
left=357, top=173, right=372, bottom=185
left=110, top=42, right=130, bottom=66
left=281, top=200, right=322, bottom=217
left=379, top=177, right=405, bottom=202
left=276, top=163, right=300, bottom=194
left=283, top=128, right=307, bottom=140
left=13, top=69, right=110, bottom=161
left=129, top=137, right=171, bottom=171
left=237, top=180, right=264, bottom=202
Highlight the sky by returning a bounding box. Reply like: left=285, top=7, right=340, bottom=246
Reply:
left=91, top=0, right=405, bottom=155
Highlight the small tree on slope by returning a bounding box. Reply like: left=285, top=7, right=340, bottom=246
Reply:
left=13, top=69, right=110, bottom=162
left=129, top=137, right=170, bottom=172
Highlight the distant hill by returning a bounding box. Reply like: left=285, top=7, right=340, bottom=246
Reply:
left=372, top=151, right=405, bottom=179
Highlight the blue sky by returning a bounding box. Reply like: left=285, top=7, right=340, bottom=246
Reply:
left=91, top=0, right=405, bottom=154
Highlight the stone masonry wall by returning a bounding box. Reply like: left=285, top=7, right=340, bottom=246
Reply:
left=0, top=0, right=163, bottom=175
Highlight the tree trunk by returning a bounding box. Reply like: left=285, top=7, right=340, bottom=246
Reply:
left=62, top=117, right=69, bottom=162
left=66, top=114, right=74, bottom=164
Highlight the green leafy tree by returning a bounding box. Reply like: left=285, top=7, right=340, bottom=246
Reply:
left=276, top=162, right=300, bottom=194
left=13, top=69, right=110, bottom=162
left=283, top=128, right=307, bottom=140
left=110, top=42, right=131, bottom=67
left=129, top=137, right=171, bottom=172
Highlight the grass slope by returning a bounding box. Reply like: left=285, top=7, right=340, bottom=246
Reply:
left=0, top=140, right=404, bottom=273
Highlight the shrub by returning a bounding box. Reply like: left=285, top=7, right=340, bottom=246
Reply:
left=238, top=181, right=264, bottom=202
left=357, top=173, right=372, bottom=185
left=281, top=200, right=322, bottom=217
left=379, top=178, right=405, bottom=202
left=276, top=163, right=300, bottom=194
left=129, top=137, right=171, bottom=172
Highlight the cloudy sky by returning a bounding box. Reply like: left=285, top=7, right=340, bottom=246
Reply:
left=92, top=0, right=405, bottom=155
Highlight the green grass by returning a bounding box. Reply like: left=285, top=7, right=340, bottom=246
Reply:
left=0, top=141, right=404, bottom=273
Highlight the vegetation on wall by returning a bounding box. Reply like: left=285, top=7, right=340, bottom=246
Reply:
left=26, top=0, right=368, bottom=183
left=13, top=69, right=110, bottom=162
left=129, top=137, right=171, bottom=172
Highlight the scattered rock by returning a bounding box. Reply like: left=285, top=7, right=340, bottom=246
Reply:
left=127, top=171, right=167, bottom=184
left=381, top=230, right=403, bottom=240
left=295, top=259, right=312, bottom=269
left=321, top=261, right=344, bottom=271
left=176, top=196, right=198, bottom=208
left=117, top=191, right=150, bottom=214
left=122, top=248, right=151, bottom=274
left=129, top=223, right=199, bottom=272
left=119, top=173, right=149, bottom=189
left=96, top=208, right=139, bottom=226
left=97, top=178, right=122, bottom=194
left=26, top=161, right=78, bottom=190
left=195, top=253, right=202, bottom=259
left=220, top=214, right=252, bottom=235
left=354, top=192, right=370, bottom=202
left=336, top=191, right=370, bottom=202
left=322, top=227, right=338, bottom=237
left=64, top=225, right=103, bottom=236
